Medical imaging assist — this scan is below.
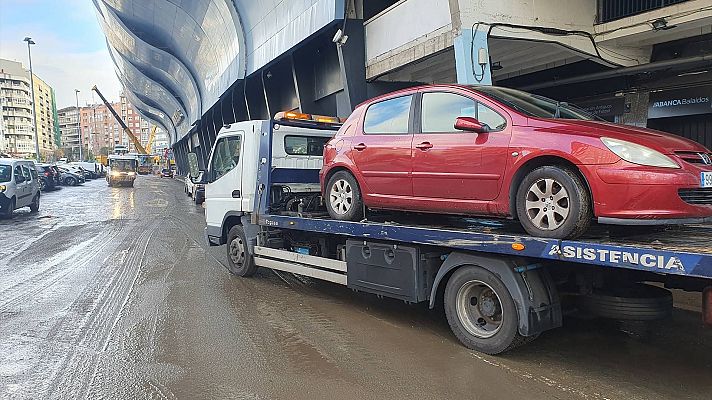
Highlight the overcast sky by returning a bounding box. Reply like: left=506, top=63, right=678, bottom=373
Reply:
left=0, top=0, right=122, bottom=109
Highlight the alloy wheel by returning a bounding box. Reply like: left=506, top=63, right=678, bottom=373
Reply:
left=329, top=179, right=353, bottom=215
left=525, top=178, right=570, bottom=230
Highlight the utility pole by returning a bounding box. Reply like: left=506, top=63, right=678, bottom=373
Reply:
left=24, top=37, right=40, bottom=161
left=75, top=89, right=82, bottom=161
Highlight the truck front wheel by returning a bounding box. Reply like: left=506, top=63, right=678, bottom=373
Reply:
left=226, top=225, right=256, bottom=277
left=444, top=266, right=526, bottom=354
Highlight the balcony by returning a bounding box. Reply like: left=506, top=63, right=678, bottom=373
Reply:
left=597, top=0, right=691, bottom=23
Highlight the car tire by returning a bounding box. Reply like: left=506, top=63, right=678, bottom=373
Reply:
left=226, top=225, right=257, bottom=277
left=325, top=170, right=364, bottom=221
left=65, top=177, right=77, bottom=186
left=516, top=166, right=591, bottom=239
left=29, top=194, right=40, bottom=213
left=2, top=197, right=15, bottom=219
left=444, top=266, right=526, bottom=355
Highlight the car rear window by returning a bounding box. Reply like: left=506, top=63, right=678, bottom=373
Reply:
left=364, top=95, right=412, bottom=134
left=284, top=135, right=330, bottom=156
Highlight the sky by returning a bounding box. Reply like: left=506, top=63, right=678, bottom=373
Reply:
left=0, top=0, right=122, bottom=109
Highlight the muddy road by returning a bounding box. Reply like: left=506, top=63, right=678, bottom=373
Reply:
left=1, top=176, right=710, bottom=399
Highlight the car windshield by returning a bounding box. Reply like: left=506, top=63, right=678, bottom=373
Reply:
left=0, top=165, right=11, bottom=182
left=472, top=86, right=598, bottom=120
left=110, top=160, right=135, bottom=171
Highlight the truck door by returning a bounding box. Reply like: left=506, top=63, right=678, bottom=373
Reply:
left=204, top=132, right=244, bottom=229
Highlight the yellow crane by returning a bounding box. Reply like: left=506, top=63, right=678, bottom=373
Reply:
left=91, top=85, right=148, bottom=155
left=145, top=125, right=157, bottom=154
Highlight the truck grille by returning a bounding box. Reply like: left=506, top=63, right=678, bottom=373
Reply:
left=675, top=151, right=712, bottom=166
left=679, top=188, right=712, bottom=205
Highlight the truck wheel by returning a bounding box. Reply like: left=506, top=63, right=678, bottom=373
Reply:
left=29, top=194, right=40, bottom=213
left=444, top=266, right=526, bottom=354
left=579, top=284, right=672, bottom=321
left=516, top=166, right=591, bottom=239
left=325, top=171, right=364, bottom=221
left=226, top=225, right=256, bottom=277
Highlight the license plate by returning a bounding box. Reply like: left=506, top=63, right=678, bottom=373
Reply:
left=702, top=172, right=712, bottom=188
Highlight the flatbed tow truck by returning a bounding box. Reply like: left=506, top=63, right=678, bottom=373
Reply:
left=199, top=113, right=712, bottom=355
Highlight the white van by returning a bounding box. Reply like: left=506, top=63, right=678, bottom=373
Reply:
left=0, top=158, right=41, bottom=217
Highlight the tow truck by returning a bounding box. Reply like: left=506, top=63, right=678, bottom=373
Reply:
left=196, top=112, right=712, bottom=355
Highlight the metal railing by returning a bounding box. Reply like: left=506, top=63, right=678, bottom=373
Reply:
left=597, top=0, right=690, bottom=23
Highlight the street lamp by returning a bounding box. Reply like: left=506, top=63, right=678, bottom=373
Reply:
left=75, top=89, right=82, bottom=161
left=24, top=37, right=40, bottom=162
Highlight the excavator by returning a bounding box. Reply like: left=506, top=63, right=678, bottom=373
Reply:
left=92, top=85, right=153, bottom=174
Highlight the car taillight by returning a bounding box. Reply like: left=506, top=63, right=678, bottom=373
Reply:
left=44, top=172, right=50, bottom=176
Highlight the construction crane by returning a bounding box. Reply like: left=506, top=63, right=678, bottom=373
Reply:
left=145, top=125, right=157, bottom=154
left=91, top=85, right=148, bottom=155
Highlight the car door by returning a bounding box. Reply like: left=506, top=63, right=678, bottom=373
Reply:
left=351, top=94, right=414, bottom=202
left=411, top=90, right=511, bottom=213
left=14, top=165, right=28, bottom=206
left=204, top=132, right=244, bottom=229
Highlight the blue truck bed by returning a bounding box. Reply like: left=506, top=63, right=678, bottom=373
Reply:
left=259, top=213, right=712, bottom=280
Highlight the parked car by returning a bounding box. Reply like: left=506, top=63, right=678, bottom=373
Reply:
left=0, top=158, right=40, bottom=217
left=70, top=162, right=100, bottom=178
left=60, top=164, right=91, bottom=180
left=184, top=172, right=205, bottom=204
left=56, top=166, right=85, bottom=186
left=320, top=85, right=712, bottom=239
left=160, top=168, right=174, bottom=178
left=35, top=164, right=58, bottom=191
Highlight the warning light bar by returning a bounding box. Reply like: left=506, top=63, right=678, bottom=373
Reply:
left=274, top=111, right=343, bottom=126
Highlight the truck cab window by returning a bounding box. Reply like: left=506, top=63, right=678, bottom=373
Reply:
left=212, top=135, right=242, bottom=180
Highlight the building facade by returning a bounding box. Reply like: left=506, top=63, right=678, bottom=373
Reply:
left=93, top=0, right=712, bottom=174
left=0, top=58, right=57, bottom=159
left=57, top=106, right=80, bottom=159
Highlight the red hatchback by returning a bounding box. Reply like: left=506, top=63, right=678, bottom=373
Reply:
left=320, top=85, right=712, bottom=239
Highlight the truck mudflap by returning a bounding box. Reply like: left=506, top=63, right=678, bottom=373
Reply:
left=430, top=252, right=562, bottom=337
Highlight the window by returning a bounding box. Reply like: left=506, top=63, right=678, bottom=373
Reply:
left=29, top=167, right=38, bottom=180
left=211, top=135, right=242, bottom=180
left=477, top=103, right=507, bottom=131
left=14, top=166, right=23, bottom=183
left=284, top=135, right=330, bottom=156
left=473, top=86, right=596, bottom=121
left=21, top=165, right=32, bottom=181
left=0, top=165, right=10, bottom=182
left=421, top=92, right=476, bottom=133
left=363, top=95, right=412, bottom=134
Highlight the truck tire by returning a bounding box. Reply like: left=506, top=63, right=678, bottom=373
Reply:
left=226, top=225, right=256, bottom=277
left=325, top=171, right=364, bottom=221
left=444, top=265, right=526, bottom=354
left=579, top=284, right=672, bottom=321
left=516, top=166, right=591, bottom=239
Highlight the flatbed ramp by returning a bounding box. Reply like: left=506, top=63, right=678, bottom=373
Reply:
left=260, top=214, right=712, bottom=280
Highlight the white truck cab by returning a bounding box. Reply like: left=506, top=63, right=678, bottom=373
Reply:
left=203, top=116, right=336, bottom=245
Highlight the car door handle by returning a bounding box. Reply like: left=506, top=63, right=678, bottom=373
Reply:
left=415, top=142, right=433, bottom=150
left=353, top=143, right=367, bottom=151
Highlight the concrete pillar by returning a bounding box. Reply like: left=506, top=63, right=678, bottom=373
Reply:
left=335, top=19, right=368, bottom=116
left=454, top=27, right=492, bottom=85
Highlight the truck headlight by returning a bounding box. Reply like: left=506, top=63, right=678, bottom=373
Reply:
left=110, top=171, right=120, bottom=176
left=128, top=172, right=135, bottom=176
left=601, top=137, right=680, bottom=169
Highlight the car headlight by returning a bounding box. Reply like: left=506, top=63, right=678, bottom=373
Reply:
left=601, top=137, right=680, bottom=169
left=0, top=185, right=5, bottom=193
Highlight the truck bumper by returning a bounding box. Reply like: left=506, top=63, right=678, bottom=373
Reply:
left=205, top=226, right=223, bottom=246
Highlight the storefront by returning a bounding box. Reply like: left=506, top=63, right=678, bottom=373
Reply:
left=646, top=85, right=712, bottom=150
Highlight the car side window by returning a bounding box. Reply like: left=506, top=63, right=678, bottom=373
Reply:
left=22, top=166, right=32, bottom=182
left=14, top=166, right=24, bottom=183
left=421, top=92, right=476, bottom=133
left=477, top=103, right=507, bottom=132
left=211, top=135, right=242, bottom=180
left=29, top=167, right=38, bottom=180
left=363, top=95, right=412, bottom=134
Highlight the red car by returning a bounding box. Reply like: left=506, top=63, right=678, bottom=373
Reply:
left=320, top=85, right=712, bottom=239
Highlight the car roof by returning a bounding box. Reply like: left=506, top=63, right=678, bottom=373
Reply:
left=0, top=158, right=35, bottom=165
left=354, top=84, right=518, bottom=108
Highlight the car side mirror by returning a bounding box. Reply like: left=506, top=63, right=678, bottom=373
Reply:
left=454, top=116, right=488, bottom=133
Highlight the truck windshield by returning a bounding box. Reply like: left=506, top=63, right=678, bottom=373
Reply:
left=473, top=86, right=598, bottom=121
left=0, top=165, right=10, bottom=182
left=110, top=160, right=135, bottom=171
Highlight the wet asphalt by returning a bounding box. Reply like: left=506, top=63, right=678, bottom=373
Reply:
left=0, top=176, right=711, bottom=399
